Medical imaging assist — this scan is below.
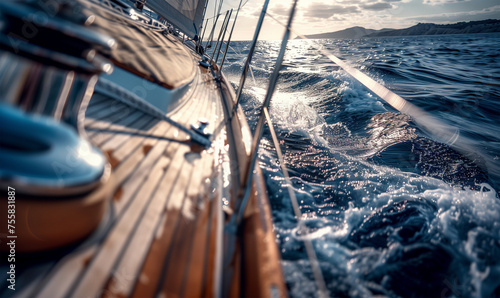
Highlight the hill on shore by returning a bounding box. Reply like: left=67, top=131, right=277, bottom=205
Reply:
left=303, top=19, right=500, bottom=39
left=303, top=26, right=394, bottom=39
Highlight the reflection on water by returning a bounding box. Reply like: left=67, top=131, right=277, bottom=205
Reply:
left=224, top=33, right=500, bottom=297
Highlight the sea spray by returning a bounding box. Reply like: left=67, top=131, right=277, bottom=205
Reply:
left=224, top=33, right=500, bottom=297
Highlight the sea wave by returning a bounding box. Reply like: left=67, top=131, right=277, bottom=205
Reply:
left=223, top=33, right=500, bottom=297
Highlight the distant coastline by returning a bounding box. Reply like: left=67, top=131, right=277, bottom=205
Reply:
left=302, top=19, right=500, bottom=39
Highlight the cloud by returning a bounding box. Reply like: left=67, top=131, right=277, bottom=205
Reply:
left=361, top=2, right=393, bottom=11
left=423, top=0, right=471, bottom=6
left=407, top=5, right=500, bottom=22
left=300, top=0, right=405, bottom=19
left=241, top=4, right=262, bottom=17
left=303, top=2, right=360, bottom=18
left=269, top=3, right=290, bottom=17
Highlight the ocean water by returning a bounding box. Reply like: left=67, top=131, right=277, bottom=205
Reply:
left=221, top=33, right=500, bottom=297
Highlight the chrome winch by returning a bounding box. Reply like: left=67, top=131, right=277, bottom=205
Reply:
left=0, top=0, right=116, bottom=251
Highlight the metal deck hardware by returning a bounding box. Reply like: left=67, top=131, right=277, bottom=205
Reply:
left=96, top=79, right=212, bottom=147
left=0, top=0, right=114, bottom=194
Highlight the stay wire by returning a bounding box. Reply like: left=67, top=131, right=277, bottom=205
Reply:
left=263, top=9, right=482, bottom=298
left=233, top=2, right=328, bottom=298
left=264, top=11, right=485, bottom=173
left=224, top=43, right=257, bottom=85
left=263, top=107, right=329, bottom=298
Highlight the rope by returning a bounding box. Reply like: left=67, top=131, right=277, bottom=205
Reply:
left=226, top=44, right=257, bottom=85
left=228, top=1, right=330, bottom=297
left=263, top=107, right=329, bottom=298
left=95, top=79, right=211, bottom=147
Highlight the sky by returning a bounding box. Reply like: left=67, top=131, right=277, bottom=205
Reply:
left=203, top=0, right=500, bottom=40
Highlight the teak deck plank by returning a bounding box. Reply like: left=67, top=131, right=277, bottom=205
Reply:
left=181, top=198, right=213, bottom=297
left=179, top=146, right=219, bottom=297
left=158, top=156, right=198, bottom=296
left=85, top=106, right=130, bottom=137
left=2, top=2, right=288, bottom=297
left=84, top=96, right=122, bottom=117
left=31, top=59, right=226, bottom=297
left=85, top=107, right=141, bottom=137
left=36, top=246, right=98, bottom=297
left=99, top=115, right=156, bottom=152
left=35, top=118, right=174, bottom=297
left=155, top=92, right=218, bottom=295
left=37, top=124, right=177, bottom=297
left=4, top=69, right=288, bottom=298
left=82, top=68, right=216, bottom=296
left=111, top=122, right=184, bottom=215
left=87, top=110, right=145, bottom=145
left=108, top=146, right=193, bottom=297
left=72, top=157, right=170, bottom=297
left=130, top=77, right=221, bottom=298
left=109, top=92, right=199, bottom=162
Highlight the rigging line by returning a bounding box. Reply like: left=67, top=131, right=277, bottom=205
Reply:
left=247, top=13, right=328, bottom=298
left=200, top=18, right=209, bottom=42
left=231, top=0, right=270, bottom=119
left=205, top=12, right=220, bottom=48
left=241, top=0, right=251, bottom=9
left=211, top=0, right=224, bottom=24
left=206, top=0, right=218, bottom=44
left=265, top=12, right=486, bottom=172
left=222, top=0, right=321, bottom=296
left=263, top=107, right=329, bottom=298
left=236, top=0, right=297, bottom=224
left=205, top=0, right=228, bottom=47
left=230, top=0, right=331, bottom=294
left=204, top=13, right=223, bottom=21
left=219, top=0, right=243, bottom=72
left=213, top=0, right=218, bottom=22
left=215, top=9, right=233, bottom=64
left=217, top=0, right=224, bottom=15
left=201, top=0, right=209, bottom=29
left=95, top=79, right=211, bottom=147
left=233, top=3, right=329, bottom=298
left=210, top=10, right=231, bottom=63
left=203, top=0, right=249, bottom=21
left=228, top=42, right=258, bottom=87
left=225, top=43, right=257, bottom=85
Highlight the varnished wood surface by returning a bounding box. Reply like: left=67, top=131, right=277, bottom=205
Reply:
left=9, top=62, right=225, bottom=298
left=4, top=56, right=286, bottom=298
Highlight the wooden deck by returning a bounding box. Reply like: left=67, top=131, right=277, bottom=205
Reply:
left=0, top=1, right=287, bottom=293
left=22, top=63, right=223, bottom=297
left=3, top=56, right=287, bottom=297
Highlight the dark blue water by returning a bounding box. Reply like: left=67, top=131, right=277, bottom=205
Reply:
left=222, top=33, right=500, bottom=297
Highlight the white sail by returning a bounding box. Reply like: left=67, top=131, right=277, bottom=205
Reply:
left=146, top=0, right=207, bottom=38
